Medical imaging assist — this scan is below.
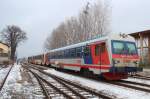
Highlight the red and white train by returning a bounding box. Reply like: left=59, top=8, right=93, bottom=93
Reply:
left=28, top=34, right=143, bottom=80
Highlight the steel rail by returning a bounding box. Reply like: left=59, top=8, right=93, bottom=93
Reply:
left=25, top=64, right=113, bottom=99
left=29, top=70, right=51, bottom=99
left=52, top=76, right=87, bottom=99
left=26, top=68, right=74, bottom=99
left=135, top=74, right=150, bottom=78
left=119, top=80, right=150, bottom=88
left=130, top=75, right=150, bottom=80
left=105, top=81, right=150, bottom=93
left=0, top=65, right=13, bottom=91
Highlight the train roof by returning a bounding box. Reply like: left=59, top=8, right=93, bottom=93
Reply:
left=48, top=33, right=135, bottom=53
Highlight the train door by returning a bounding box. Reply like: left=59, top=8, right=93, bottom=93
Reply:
left=91, top=42, right=110, bottom=65
left=83, top=45, right=92, bottom=64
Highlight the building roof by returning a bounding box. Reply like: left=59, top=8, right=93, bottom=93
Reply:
left=129, top=30, right=150, bottom=38
left=0, top=41, right=9, bottom=47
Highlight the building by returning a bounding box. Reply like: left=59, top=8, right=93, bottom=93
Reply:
left=129, top=30, right=150, bottom=65
left=0, top=42, right=10, bottom=65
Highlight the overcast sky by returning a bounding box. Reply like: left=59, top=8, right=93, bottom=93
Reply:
left=0, top=0, right=150, bottom=58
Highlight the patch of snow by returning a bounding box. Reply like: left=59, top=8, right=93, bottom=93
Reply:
left=143, top=69, right=150, bottom=72
left=126, top=78, right=150, bottom=85
left=0, top=66, right=11, bottom=82
left=0, top=64, right=44, bottom=99
left=44, top=69, right=150, bottom=99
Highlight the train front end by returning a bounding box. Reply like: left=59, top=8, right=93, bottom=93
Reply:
left=103, top=35, right=143, bottom=80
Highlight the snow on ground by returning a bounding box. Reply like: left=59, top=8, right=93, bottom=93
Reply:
left=144, top=69, right=150, bottom=72
left=138, top=69, right=150, bottom=77
left=0, top=66, right=11, bottom=84
left=0, top=64, right=149, bottom=99
left=125, top=78, right=150, bottom=85
left=44, top=69, right=150, bottom=99
left=0, top=64, right=44, bottom=99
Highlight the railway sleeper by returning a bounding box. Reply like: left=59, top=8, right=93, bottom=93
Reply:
left=25, top=65, right=113, bottom=99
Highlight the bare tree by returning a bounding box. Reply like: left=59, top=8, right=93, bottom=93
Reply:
left=64, top=17, right=80, bottom=45
left=44, top=0, right=111, bottom=50
left=79, top=1, right=111, bottom=40
left=1, top=25, right=27, bottom=61
left=44, top=24, right=67, bottom=50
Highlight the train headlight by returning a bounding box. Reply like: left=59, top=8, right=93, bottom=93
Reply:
left=134, top=61, right=139, bottom=64
left=113, top=60, right=120, bottom=64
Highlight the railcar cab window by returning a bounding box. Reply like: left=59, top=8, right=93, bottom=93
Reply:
left=112, top=40, right=137, bottom=55
left=95, top=44, right=105, bottom=56
left=126, top=42, right=137, bottom=55
left=112, top=41, right=125, bottom=54
left=83, top=46, right=90, bottom=56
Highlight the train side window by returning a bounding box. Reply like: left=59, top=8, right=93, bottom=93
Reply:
left=55, top=52, right=57, bottom=58
left=95, top=44, right=105, bottom=56
left=66, top=50, right=69, bottom=58
left=70, top=48, right=76, bottom=58
left=63, top=51, right=66, bottom=58
left=76, top=47, right=82, bottom=57
left=58, top=51, right=63, bottom=58
left=60, top=51, right=64, bottom=58
left=58, top=51, right=60, bottom=58
left=57, top=51, right=60, bottom=58
left=53, top=52, right=55, bottom=58
left=48, top=53, right=51, bottom=59
left=64, top=50, right=67, bottom=58
left=64, top=49, right=70, bottom=58
left=51, top=53, right=53, bottom=58
left=54, top=52, right=56, bottom=59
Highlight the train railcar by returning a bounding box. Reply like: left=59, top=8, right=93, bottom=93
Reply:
left=28, top=56, right=33, bottom=64
left=44, top=34, right=142, bottom=80
left=29, top=54, right=48, bottom=65
left=31, top=54, right=44, bottom=65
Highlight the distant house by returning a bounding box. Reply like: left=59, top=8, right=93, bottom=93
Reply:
left=0, top=42, right=10, bottom=65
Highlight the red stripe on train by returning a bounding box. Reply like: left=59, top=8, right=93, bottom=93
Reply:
left=112, top=54, right=139, bottom=59
left=51, top=62, right=111, bottom=70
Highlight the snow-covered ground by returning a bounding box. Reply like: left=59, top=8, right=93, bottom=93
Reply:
left=0, top=66, right=11, bottom=84
left=125, top=78, right=150, bottom=85
left=45, top=69, right=150, bottom=99
left=0, top=64, right=44, bottom=99
left=138, top=69, right=150, bottom=77
left=0, top=64, right=150, bottom=99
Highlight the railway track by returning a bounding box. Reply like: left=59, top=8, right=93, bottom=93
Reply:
left=27, top=64, right=150, bottom=93
left=106, top=80, right=150, bottom=93
left=129, top=74, right=150, bottom=80
left=0, top=65, right=13, bottom=91
left=30, top=70, right=50, bottom=99
left=119, top=80, right=150, bottom=88
left=24, top=64, right=114, bottom=99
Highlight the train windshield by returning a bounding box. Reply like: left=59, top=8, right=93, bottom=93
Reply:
left=112, top=40, right=137, bottom=55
